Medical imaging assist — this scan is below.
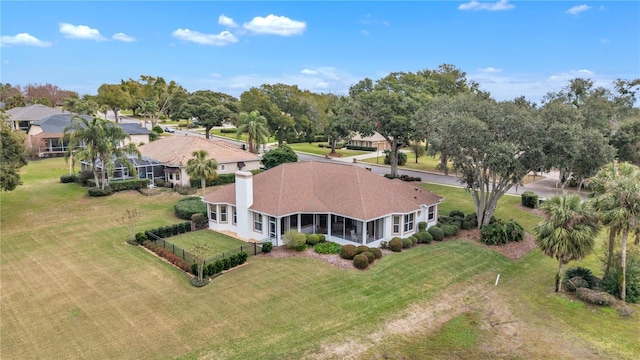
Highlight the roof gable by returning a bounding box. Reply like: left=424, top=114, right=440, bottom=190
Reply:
left=138, top=136, right=261, bottom=166
left=7, top=104, right=64, bottom=120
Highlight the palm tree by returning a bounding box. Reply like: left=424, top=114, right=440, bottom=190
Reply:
left=589, top=162, right=640, bottom=301
left=99, top=104, right=110, bottom=120
left=236, top=110, right=270, bottom=154
left=186, top=150, right=218, bottom=197
left=64, top=116, right=107, bottom=186
left=534, top=194, right=600, bottom=292
left=96, top=125, right=141, bottom=189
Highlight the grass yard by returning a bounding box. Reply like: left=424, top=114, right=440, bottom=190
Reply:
left=1, top=158, right=638, bottom=359
left=207, top=128, right=277, bottom=143
left=169, top=230, right=250, bottom=259
left=288, top=142, right=370, bottom=157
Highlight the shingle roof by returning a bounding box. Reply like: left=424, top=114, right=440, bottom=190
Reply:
left=30, top=115, right=149, bottom=137
left=203, top=161, right=443, bottom=220
left=351, top=132, right=387, bottom=142
left=117, top=123, right=151, bottom=135
left=7, top=104, right=64, bottom=120
left=138, top=136, right=261, bottom=166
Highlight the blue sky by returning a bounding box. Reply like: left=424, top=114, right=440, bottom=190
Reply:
left=1, top=1, right=638, bottom=103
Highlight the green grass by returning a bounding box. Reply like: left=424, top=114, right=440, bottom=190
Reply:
left=361, top=153, right=447, bottom=172
left=288, top=142, right=370, bottom=157
left=208, top=128, right=277, bottom=143
left=1, top=158, right=638, bottom=360
left=169, top=230, right=250, bottom=258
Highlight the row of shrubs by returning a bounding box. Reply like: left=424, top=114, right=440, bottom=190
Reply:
left=438, top=210, right=479, bottom=231
left=142, top=240, right=192, bottom=273
left=61, top=173, right=151, bottom=197
left=339, top=244, right=383, bottom=270
left=345, top=145, right=377, bottom=151
left=317, top=142, right=346, bottom=149
left=283, top=230, right=327, bottom=251
left=220, top=128, right=238, bottom=133
left=190, top=252, right=248, bottom=277
left=189, top=169, right=263, bottom=188
left=383, top=174, right=422, bottom=182
left=174, top=196, right=207, bottom=220
left=144, top=222, right=192, bottom=239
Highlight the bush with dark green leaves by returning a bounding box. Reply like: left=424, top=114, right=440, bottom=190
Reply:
left=60, top=174, right=76, bottom=183
left=521, top=191, right=539, bottom=208
left=370, top=248, right=383, bottom=259
left=283, top=230, right=307, bottom=251
left=383, top=149, right=407, bottom=166
left=480, top=219, right=524, bottom=245
left=152, top=125, right=164, bottom=134
left=135, top=232, right=147, bottom=244
left=110, top=179, right=150, bottom=192
left=415, top=230, right=433, bottom=243
left=314, top=242, right=342, bottom=254
left=340, top=244, right=358, bottom=259
left=428, top=226, right=444, bottom=241
left=220, top=128, right=238, bottom=133
left=356, top=245, right=370, bottom=254
left=261, top=144, right=298, bottom=170
left=362, top=251, right=376, bottom=264
left=88, top=186, right=113, bottom=197
left=346, top=145, right=377, bottom=151
left=317, top=234, right=326, bottom=243
left=441, top=224, right=457, bottom=237
left=464, top=213, right=479, bottom=228
left=353, top=254, right=370, bottom=270
left=76, top=170, right=93, bottom=186
left=175, top=197, right=207, bottom=220
left=449, top=210, right=465, bottom=218
left=402, top=238, right=413, bottom=249
left=418, top=222, right=428, bottom=231
left=388, top=238, right=403, bottom=252
left=565, top=267, right=599, bottom=289
left=410, top=236, right=418, bottom=246
left=262, top=241, right=273, bottom=253
left=601, top=253, right=640, bottom=304
left=462, top=221, right=473, bottom=230
left=305, top=234, right=320, bottom=246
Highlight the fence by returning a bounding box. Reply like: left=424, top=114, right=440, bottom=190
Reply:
left=146, top=231, right=263, bottom=267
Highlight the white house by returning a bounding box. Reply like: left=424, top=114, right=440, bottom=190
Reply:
left=202, top=161, right=443, bottom=247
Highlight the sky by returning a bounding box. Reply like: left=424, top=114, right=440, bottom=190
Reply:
left=1, top=1, right=639, bottom=103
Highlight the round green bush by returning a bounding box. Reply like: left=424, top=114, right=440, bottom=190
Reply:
left=362, top=251, right=376, bottom=264
left=441, top=224, right=455, bottom=237
left=283, top=230, right=307, bottom=250
left=340, top=244, right=357, bottom=259
left=370, top=248, right=383, bottom=259
left=356, top=245, right=370, bottom=255
left=402, top=238, right=413, bottom=249
left=410, top=236, right=418, bottom=246
left=174, top=196, right=207, bottom=220
left=428, top=226, right=445, bottom=241
left=388, top=238, right=403, bottom=252
left=449, top=210, right=465, bottom=218
left=415, top=231, right=432, bottom=243
left=353, top=254, right=369, bottom=269
left=418, top=222, right=428, bottom=231
left=462, top=221, right=473, bottom=230
left=60, top=174, right=76, bottom=183
left=317, top=234, right=326, bottom=243
left=305, top=234, right=320, bottom=246
left=262, top=241, right=273, bottom=253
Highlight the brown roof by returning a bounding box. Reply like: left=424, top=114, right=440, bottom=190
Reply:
left=138, top=136, right=261, bottom=166
left=351, top=131, right=387, bottom=142
left=203, top=161, right=443, bottom=220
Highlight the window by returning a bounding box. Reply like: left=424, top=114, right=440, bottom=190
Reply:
left=232, top=206, right=237, bottom=225
left=404, top=213, right=414, bottom=232
left=210, top=205, right=217, bottom=222
left=220, top=164, right=226, bottom=171
left=220, top=205, right=227, bottom=223
left=175, top=172, right=180, bottom=181
left=428, top=206, right=435, bottom=221
left=254, top=213, right=263, bottom=232
left=392, top=215, right=400, bottom=234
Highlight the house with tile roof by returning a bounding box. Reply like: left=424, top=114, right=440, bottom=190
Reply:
left=137, top=136, right=262, bottom=187
left=6, top=104, right=64, bottom=131
left=202, top=161, right=443, bottom=247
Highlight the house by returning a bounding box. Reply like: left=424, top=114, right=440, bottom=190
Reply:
left=137, top=136, right=262, bottom=187
left=349, top=132, right=390, bottom=150
left=6, top=104, right=64, bottom=131
left=202, top=161, right=443, bottom=247
left=27, top=114, right=151, bottom=158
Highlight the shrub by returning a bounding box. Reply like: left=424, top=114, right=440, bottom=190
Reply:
left=314, top=242, right=342, bottom=254
left=369, top=248, right=383, bottom=259
left=418, top=222, right=428, bottom=231
left=441, top=224, right=457, bottom=237
left=388, top=238, right=403, bottom=252
left=356, top=245, right=370, bottom=255
left=601, top=260, right=640, bottom=304
left=283, top=230, right=307, bottom=251
left=305, top=234, right=320, bottom=246
left=88, top=186, right=113, bottom=197
left=220, top=128, right=237, bottom=133
left=135, top=232, right=147, bottom=244
left=155, top=178, right=166, bottom=187
left=152, top=125, right=164, bottom=134
left=109, top=179, right=150, bottom=192
left=480, top=219, right=524, bottom=245
left=464, top=213, right=479, bottom=228
left=340, top=244, right=358, bottom=259
left=175, top=185, right=197, bottom=195
left=565, top=267, right=599, bottom=289
left=317, top=234, right=326, bottom=243
left=191, top=213, right=207, bottom=230
left=353, top=254, right=369, bottom=270
left=415, top=231, right=433, bottom=243
left=576, top=288, right=616, bottom=306
left=362, top=251, right=376, bottom=264
left=564, top=276, right=590, bottom=292
left=262, top=241, right=273, bottom=253
left=462, top=221, right=473, bottom=230
left=449, top=210, right=465, bottom=218
left=521, top=191, right=539, bottom=208
left=428, top=226, right=444, bottom=241
left=346, top=145, right=377, bottom=151
left=398, top=174, right=422, bottom=182
left=261, top=144, right=299, bottom=170
left=60, top=174, right=76, bottom=183
left=76, top=170, right=93, bottom=186
left=383, top=150, right=407, bottom=166
left=401, top=238, right=413, bottom=249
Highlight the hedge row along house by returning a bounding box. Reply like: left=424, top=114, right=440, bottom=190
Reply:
left=202, top=161, right=443, bottom=247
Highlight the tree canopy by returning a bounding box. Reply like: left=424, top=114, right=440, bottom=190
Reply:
left=0, top=117, right=28, bottom=191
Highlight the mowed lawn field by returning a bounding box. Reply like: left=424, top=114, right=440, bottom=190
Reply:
left=1, top=158, right=638, bottom=359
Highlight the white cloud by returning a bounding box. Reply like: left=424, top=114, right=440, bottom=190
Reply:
left=548, top=69, right=594, bottom=82
left=458, top=0, right=515, bottom=11
left=566, top=5, right=592, bottom=15
left=315, top=81, right=330, bottom=89
left=301, top=69, right=318, bottom=75
left=1, top=33, right=51, bottom=47
left=218, top=15, right=238, bottom=28
left=59, top=23, right=106, bottom=41
left=172, top=29, right=238, bottom=46
left=112, top=33, right=135, bottom=42
left=243, top=14, right=306, bottom=36
left=478, top=67, right=502, bottom=73
left=210, top=73, right=222, bottom=78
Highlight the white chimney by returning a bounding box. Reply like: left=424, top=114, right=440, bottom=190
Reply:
left=235, top=171, right=253, bottom=239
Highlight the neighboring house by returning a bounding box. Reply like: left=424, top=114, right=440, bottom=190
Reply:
left=138, top=136, right=262, bottom=187
left=89, top=155, right=165, bottom=184
left=202, top=161, right=443, bottom=247
left=349, top=132, right=390, bottom=150
left=6, top=104, right=64, bottom=131
left=27, top=114, right=151, bottom=158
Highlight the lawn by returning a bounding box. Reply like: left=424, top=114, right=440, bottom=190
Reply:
left=208, top=128, right=277, bottom=143
left=288, top=142, right=371, bottom=157
left=1, top=158, right=638, bottom=359
left=169, top=230, right=250, bottom=259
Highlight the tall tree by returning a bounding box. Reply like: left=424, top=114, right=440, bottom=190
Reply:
left=96, top=84, right=133, bottom=123
left=99, top=104, right=110, bottom=120
left=5, top=94, right=26, bottom=109
left=64, top=116, right=107, bottom=187
left=589, top=162, right=640, bottom=301
left=534, top=194, right=600, bottom=292
left=325, top=95, right=354, bottom=154
left=261, top=144, right=298, bottom=169
left=186, top=150, right=218, bottom=197
left=0, top=117, right=28, bottom=191
left=236, top=110, right=270, bottom=154
left=240, top=87, right=292, bottom=146
left=96, top=124, right=141, bottom=189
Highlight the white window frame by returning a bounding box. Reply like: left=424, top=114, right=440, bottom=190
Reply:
left=220, top=164, right=226, bottom=171
left=232, top=206, right=237, bottom=225
left=220, top=205, right=227, bottom=223
left=210, top=205, right=217, bottom=222
left=254, top=213, right=263, bottom=232
left=404, top=213, right=414, bottom=232
left=392, top=215, right=400, bottom=234
left=428, top=206, right=435, bottom=221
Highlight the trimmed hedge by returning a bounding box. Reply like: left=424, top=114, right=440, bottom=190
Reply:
left=60, top=174, right=76, bottom=183
left=220, top=128, right=238, bottom=133
left=190, top=252, right=248, bottom=279
left=340, top=244, right=357, bottom=259
left=174, top=196, right=207, bottom=220
left=415, top=230, right=432, bottom=243
left=262, top=241, right=273, bottom=253
left=346, top=145, right=377, bottom=151
left=428, top=226, right=445, bottom=241
left=305, top=234, right=320, bottom=246
left=388, top=238, right=403, bottom=252
left=362, top=251, right=376, bottom=264
left=356, top=245, right=370, bottom=255
left=521, top=191, right=539, bottom=208
left=418, top=222, right=428, bottom=231
left=110, top=179, right=150, bottom=192
left=88, top=186, right=113, bottom=197
left=370, top=248, right=383, bottom=259
left=402, top=238, right=413, bottom=249
left=145, top=222, right=192, bottom=239
left=283, top=230, right=307, bottom=251
left=353, top=254, right=370, bottom=269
